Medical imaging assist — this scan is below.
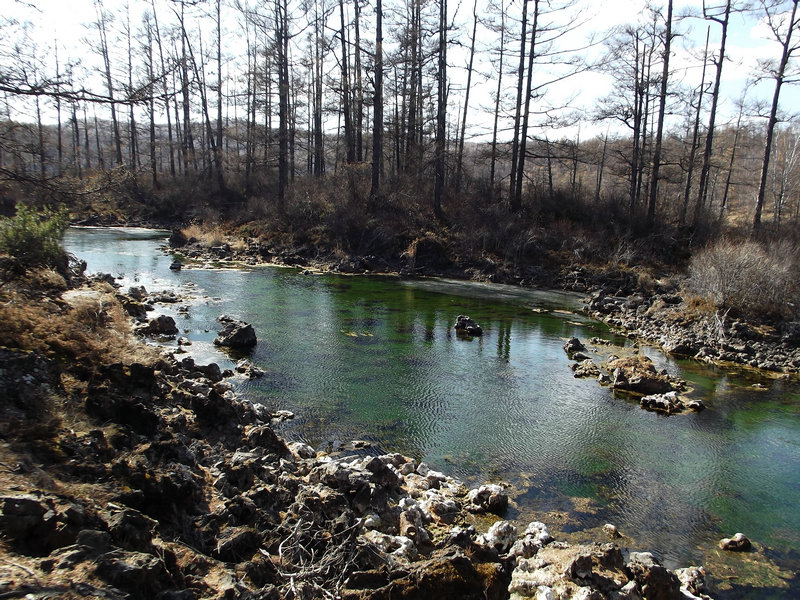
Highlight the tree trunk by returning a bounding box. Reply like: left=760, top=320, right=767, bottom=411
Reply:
left=754, top=0, right=799, bottom=233
left=455, top=0, right=478, bottom=192
left=509, top=0, right=529, bottom=211
left=433, top=0, right=447, bottom=219
left=694, top=0, right=731, bottom=226
left=370, top=0, right=384, bottom=202
left=680, top=26, right=709, bottom=226
left=513, top=0, right=540, bottom=208
left=647, top=0, right=672, bottom=226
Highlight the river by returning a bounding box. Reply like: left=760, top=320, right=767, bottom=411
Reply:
left=64, top=226, right=800, bottom=598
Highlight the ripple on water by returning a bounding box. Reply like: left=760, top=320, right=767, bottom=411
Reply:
left=64, top=227, right=800, bottom=593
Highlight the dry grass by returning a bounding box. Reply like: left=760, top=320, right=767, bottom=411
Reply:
left=182, top=223, right=227, bottom=247
left=687, top=239, right=799, bottom=321
left=0, top=285, right=159, bottom=369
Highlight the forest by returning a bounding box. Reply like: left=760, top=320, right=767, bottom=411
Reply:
left=1, top=0, right=800, bottom=280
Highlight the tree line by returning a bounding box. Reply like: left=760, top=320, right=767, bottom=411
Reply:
left=1, top=0, right=799, bottom=238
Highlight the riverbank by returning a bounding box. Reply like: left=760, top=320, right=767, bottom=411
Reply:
left=166, top=223, right=800, bottom=379
left=0, top=255, right=723, bottom=599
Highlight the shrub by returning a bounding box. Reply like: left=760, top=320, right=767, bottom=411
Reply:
left=687, top=239, right=798, bottom=321
left=0, top=204, right=69, bottom=272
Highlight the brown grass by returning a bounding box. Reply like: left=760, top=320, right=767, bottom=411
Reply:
left=0, top=285, right=158, bottom=369
left=182, top=223, right=227, bottom=247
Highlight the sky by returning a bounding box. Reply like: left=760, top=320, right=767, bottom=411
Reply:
left=4, top=0, right=799, bottom=141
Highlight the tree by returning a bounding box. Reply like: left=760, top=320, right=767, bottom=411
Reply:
left=370, top=0, right=383, bottom=202
left=647, top=0, right=673, bottom=225
left=433, top=0, right=446, bottom=218
left=753, top=0, right=800, bottom=233
left=694, top=0, right=733, bottom=226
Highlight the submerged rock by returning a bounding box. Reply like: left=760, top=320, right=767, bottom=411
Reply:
left=454, top=315, right=483, bottom=336
left=719, top=532, right=751, bottom=552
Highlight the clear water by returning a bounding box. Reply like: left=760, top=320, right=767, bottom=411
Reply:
left=64, top=227, right=800, bottom=597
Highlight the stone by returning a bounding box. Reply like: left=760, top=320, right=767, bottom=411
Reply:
left=96, top=550, right=166, bottom=591
left=564, top=337, right=587, bottom=354
left=169, top=260, right=183, bottom=271
left=626, top=552, right=681, bottom=600
left=168, top=229, right=188, bottom=247
left=105, top=507, right=157, bottom=550
left=466, top=484, right=508, bottom=514
left=236, top=359, right=265, bottom=378
left=675, top=566, right=709, bottom=598
left=639, top=391, right=683, bottom=414
left=138, top=314, right=178, bottom=336
left=214, top=526, right=261, bottom=562
left=454, top=315, right=483, bottom=336
left=215, top=316, right=257, bottom=349
left=719, top=532, right=751, bottom=552
left=602, top=524, right=621, bottom=539
left=608, top=356, right=675, bottom=395
left=477, top=520, right=517, bottom=553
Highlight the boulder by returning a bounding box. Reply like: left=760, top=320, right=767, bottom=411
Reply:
left=563, top=337, right=586, bottom=354
left=607, top=356, right=675, bottom=395
left=138, top=315, right=178, bottom=337
left=168, top=229, right=188, bottom=247
left=215, top=316, right=257, bottom=349
left=640, top=391, right=683, bottom=414
left=454, top=315, right=483, bottom=336
left=625, top=551, right=681, bottom=600
left=466, top=484, right=508, bottom=515
left=719, top=532, right=751, bottom=552
left=477, top=520, right=518, bottom=553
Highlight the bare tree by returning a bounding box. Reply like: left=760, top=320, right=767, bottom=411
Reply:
left=753, top=0, right=800, bottom=232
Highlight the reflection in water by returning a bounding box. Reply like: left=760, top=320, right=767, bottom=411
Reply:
left=64, top=227, right=800, bottom=590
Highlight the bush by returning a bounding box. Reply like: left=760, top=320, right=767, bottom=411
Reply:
left=687, top=239, right=798, bottom=321
left=0, top=204, right=69, bottom=272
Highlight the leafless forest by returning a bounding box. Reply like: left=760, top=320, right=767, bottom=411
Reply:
left=2, top=0, right=799, bottom=261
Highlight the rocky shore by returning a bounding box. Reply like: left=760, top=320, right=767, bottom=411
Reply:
left=0, top=272, right=718, bottom=599
left=166, top=228, right=800, bottom=378
left=586, top=289, right=800, bottom=376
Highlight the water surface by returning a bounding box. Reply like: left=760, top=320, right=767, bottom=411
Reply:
left=64, top=227, right=800, bottom=597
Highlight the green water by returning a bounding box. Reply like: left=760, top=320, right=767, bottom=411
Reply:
left=64, top=227, right=800, bottom=597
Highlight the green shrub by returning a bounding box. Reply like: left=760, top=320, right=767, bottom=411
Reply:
left=0, top=204, right=69, bottom=271
left=687, top=239, right=798, bottom=321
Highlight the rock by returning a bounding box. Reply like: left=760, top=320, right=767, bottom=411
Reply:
left=169, top=229, right=188, bottom=247
left=236, top=359, right=264, bottom=378
left=138, top=314, right=178, bottom=337
left=563, top=337, right=586, bottom=354
left=719, top=532, right=751, bottom=552
left=169, top=260, right=183, bottom=271
left=640, top=391, right=683, bottom=414
left=675, top=566, right=709, bottom=599
left=214, top=526, right=261, bottom=562
left=602, top=524, right=621, bottom=539
left=510, top=522, right=553, bottom=559
left=454, top=315, right=483, bottom=336
left=608, top=356, right=676, bottom=395
left=105, top=507, right=157, bottom=550
left=96, top=550, right=166, bottom=591
left=288, top=441, right=316, bottom=460
left=626, top=551, right=681, bottom=600
left=466, top=484, right=508, bottom=515
left=478, top=520, right=517, bottom=553
left=215, top=316, right=257, bottom=349
left=572, top=360, right=600, bottom=378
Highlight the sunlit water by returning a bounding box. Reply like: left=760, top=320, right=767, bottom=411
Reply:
left=64, top=227, right=800, bottom=597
